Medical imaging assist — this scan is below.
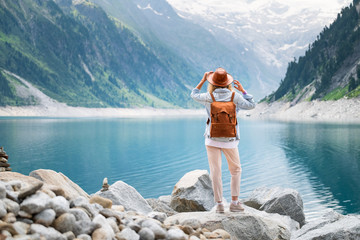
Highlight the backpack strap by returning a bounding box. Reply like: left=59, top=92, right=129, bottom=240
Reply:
left=210, top=92, right=216, bottom=102
left=230, top=92, right=235, bottom=102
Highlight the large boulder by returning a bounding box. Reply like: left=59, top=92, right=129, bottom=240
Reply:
left=165, top=204, right=299, bottom=240
left=291, top=210, right=360, bottom=240
left=244, top=187, right=305, bottom=227
left=146, top=198, right=177, bottom=217
left=30, top=169, right=90, bottom=200
left=170, top=170, right=214, bottom=212
left=94, top=181, right=152, bottom=214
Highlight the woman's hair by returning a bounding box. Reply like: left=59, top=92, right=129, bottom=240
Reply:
left=208, top=83, right=233, bottom=94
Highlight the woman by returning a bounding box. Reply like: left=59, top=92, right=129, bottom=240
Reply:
left=190, top=67, right=255, bottom=213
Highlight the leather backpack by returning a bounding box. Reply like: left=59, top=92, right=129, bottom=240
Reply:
left=208, top=91, right=237, bottom=138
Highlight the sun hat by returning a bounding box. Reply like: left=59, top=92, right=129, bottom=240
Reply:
left=207, top=68, right=234, bottom=87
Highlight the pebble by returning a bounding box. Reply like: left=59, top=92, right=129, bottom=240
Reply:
left=117, top=227, right=140, bottom=240
left=167, top=228, right=188, bottom=240
left=20, top=191, right=51, bottom=214
left=50, top=196, right=70, bottom=216
left=138, top=227, right=155, bottom=240
left=53, top=213, right=76, bottom=233
left=89, top=195, right=112, bottom=209
left=34, top=209, right=56, bottom=226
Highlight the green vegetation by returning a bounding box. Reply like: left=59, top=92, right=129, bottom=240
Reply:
left=0, top=0, right=200, bottom=108
left=271, top=0, right=360, bottom=102
left=322, top=86, right=349, bottom=101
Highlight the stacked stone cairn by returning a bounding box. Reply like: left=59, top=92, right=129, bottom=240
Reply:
left=0, top=147, right=11, bottom=172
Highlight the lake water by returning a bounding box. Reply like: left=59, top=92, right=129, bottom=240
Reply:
left=1, top=117, right=359, bottom=221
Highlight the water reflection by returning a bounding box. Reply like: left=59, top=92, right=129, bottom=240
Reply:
left=281, top=123, right=360, bottom=215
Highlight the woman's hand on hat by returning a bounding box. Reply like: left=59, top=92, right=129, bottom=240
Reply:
left=201, top=71, right=212, bottom=83
left=234, top=80, right=246, bottom=94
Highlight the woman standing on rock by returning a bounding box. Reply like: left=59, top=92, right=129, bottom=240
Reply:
left=191, top=67, right=255, bottom=213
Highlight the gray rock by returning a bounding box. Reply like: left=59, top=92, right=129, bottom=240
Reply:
left=166, top=228, right=187, bottom=240
left=63, top=231, right=75, bottom=240
left=70, top=196, right=99, bottom=218
left=147, top=199, right=177, bottom=217
left=4, top=180, right=23, bottom=191
left=6, top=190, right=19, bottom=202
left=95, top=180, right=152, bottom=214
left=0, top=199, right=7, bottom=218
left=107, top=217, right=119, bottom=233
left=170, top=170, right=214, bottom=212
left=92, top=227, right=112, bottom=240
left=29, top=169, right=89, bottom=200
left=2, top=198, right=20, bottom=215
left=117, top=227, right=140, bottom=240
left=20, top=191, right=51, bottom=214
left=92, top=214, right=115, bottom=238
left=77, top=234, right=92, bottom=240
left=147, top=211, right=167, bottom=223
left=138, top=227, right=155, bottom=240
left=244, top=186, right=306, bottom=226
left=72, top=220, right=100, bottom=236
left=99, top=208, right=124, bottom=224
left=53, top=213, right=76, bottom=233
left=34, top=209, right=56, bottom=227
left=159, top=195, right=172, bottom=205
left=180, top=219, right=201, bottom=230
left=18, top=182, right=43, bottom=200
left=165, top=205, right=299, bottom=240
left=13, top=221, right=30, bottom=235
left=69, top=208, right=91, bottom=222
left=291, top=211, right=360, bottom=240
left=0, top=181, right=6, bottom=199
left=128, top=222, right=141, bottom=232
left=50, top=196, right=69, bottom=216
left=30, top=223, right=66, bottom=240
left=141, top=219, right=167, bottom=239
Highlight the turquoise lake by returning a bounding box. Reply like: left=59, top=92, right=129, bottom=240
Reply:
left=1, top=117, right=360, bottom=221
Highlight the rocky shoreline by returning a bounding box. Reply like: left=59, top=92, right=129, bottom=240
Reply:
left=1, top=169, right=360, bottom=240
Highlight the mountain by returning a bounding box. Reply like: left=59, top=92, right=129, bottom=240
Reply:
left=89, top=0, right=251, bottom=92
left=0, top=0, right=199, bottom=108
left=167, top=0, right=353, bottom=98
left=263, top=0, right=360, bottom=104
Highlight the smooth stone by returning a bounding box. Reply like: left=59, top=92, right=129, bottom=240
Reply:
left=0, top=200, right=6, bottom=218
left=189, top=236, right=200, bottom=240
left=112, top=205, right=125, bottom=212
left=107, top=217, right=119, bottom=233
left=5, top=190, right=19, bottom=202
left=34, top=209, right=56, bottom=227
left=170, top=170, right=214, bottom=212
left=181, top=225, right=195, bottom=235
left=92, top=227, right=112, bottom=240
left=70, top=196, right=99, bottom=218
left=18, top=182, right=43, bottom=200
left=13, top=221, right=30, bottom=235
left=212, top=229, right=231, bottom=239
left=41, top=188, right=57, bottom=198
left=180, top=219, right=201, bottom=230
left=141, top=219, right=167, bottom=239
left=0, top=222, right=17, bottom=235
left=0, top=181, right=6, bottom=199
left=166, top=228, right=187, bottom=240
left=117, top=227, right=140, bottom=240
left=165, top=206, right=299, bottom=240
left=4, top=212, right=17, bottom=223
left=291, top=210, right=360, bottom=240
left=128, top=222, right=141, bottom=233
left=18, top=210, right=32, bottom=219
left=5, top=180, right=22, bottom=191
left=63, top=231, right=76, bottom=240
left=94, top=181, right=152, bottom=214
left=147, top=211, right=167, bottom=223
left=77, top=234, right=92, bottom=240
left=146, top=198, right=177, bottom=217
left=50, top=196, right=70, bottom=216
left=72, top=220, right=100, bottom=236
left=99, top=208, right=123, bottom=224
left=92, top=214, right=115, bottom=238
left=53, top=213, right=76, bottom=233
left=244, top=186, right=306, bottom=227
left=2, top=198, right=20, bottom=215
left=30, top=223, right=66, bottom=240
left=138, top=227, right=155, bottom=240
left=29, top=169, right=89, bottom=200
left=69, top=208, right=91, bottom=222
left=89, top=195, right=112, bottom=209
left=20, top=191, right=51, bottom=215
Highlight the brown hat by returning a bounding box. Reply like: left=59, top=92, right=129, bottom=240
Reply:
left=207, top=68, right=234, bottom=87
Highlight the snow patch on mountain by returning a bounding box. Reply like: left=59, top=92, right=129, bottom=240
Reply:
left=137, top=3, right=163, bottom=16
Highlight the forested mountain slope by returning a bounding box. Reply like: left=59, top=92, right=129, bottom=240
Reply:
left=0, top=0, right=200, bottom=108
left=264, top=0, right=360, bottom=104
